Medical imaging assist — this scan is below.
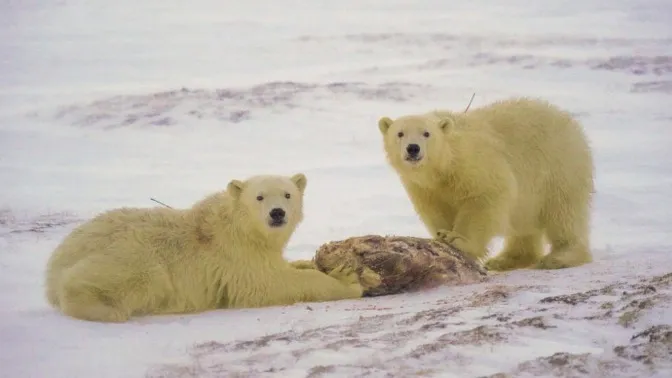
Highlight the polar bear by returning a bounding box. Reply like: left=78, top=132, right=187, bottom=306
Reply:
left=44, top=173, right=367, bottom=323
left=378, top=97, right=595, bottom=271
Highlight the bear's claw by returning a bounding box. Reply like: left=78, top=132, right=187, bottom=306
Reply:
left=435, top=229, right=468, bottom=244
left=436, top=229, right=471, bottom=254
left=358, top=266, right=382, bottom=290
left=328, top=264, right=361, bottom=286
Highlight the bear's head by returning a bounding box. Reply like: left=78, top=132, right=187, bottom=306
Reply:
left=227, top=173, right=307, bottom=240
left=378, top=113, right=455, bottom=173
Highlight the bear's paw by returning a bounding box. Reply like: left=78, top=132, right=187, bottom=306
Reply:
left=289, top=259, right=317, bottom=270
left=358, top=266, right=383, bottom=290
left=327, top=264, right=362, bottom=287
left=484, top=256, right=532, bottom=272
left=435, top=229, right=473, bottom=257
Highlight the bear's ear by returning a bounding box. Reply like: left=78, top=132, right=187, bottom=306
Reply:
left=291, top=173, right=308, bottom=193
left=438, top=117, right=455, bottom=133
left=378, top=117, right=394, bottom=135
left=227, top=179, right=245, bottom=199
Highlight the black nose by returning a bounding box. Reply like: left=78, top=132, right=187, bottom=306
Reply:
left=406, top=144, right=420, bottom=156
left=269, top=208, right=286, bottom=221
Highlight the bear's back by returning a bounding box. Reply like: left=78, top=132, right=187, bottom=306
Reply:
left=438, top=98, right=594, bottom=221
left=470, top=97, right=592, bottom=177
left=47, top=207, right=194, bottom=275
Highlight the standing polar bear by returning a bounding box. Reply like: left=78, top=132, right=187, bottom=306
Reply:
left=378, top=97, right=595, bottom=271
left=45, top=173, right=368, bottom=323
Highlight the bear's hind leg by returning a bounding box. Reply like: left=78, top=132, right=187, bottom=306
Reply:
left=45, top=280, right=61, bottom=308
left=484, top=233, right=544, bottom=271
left=59, top=272, right=130, bottom=323
left=536, top=205, right=592, bottom=270
left=56, top=257, right=167, bottom=323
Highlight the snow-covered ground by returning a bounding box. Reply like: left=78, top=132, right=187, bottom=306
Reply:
left=1, top=0, right=671, bottom=377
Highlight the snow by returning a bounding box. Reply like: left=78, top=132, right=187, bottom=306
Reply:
left=1, top=0, right=671, bottom=377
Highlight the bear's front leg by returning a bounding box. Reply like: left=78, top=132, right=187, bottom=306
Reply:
left=402, top=181, right=456, bottom=237
left=443, top=197, right=510, bottom=261
left=242, top=265, right=380, bottom=308
left=279, top=265, right=366, bottom=303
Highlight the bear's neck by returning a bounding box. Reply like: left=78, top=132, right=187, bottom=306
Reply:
left=232, top=215, right=290, bottom=250
left=395, top=162, right=451, bottom=189
left=216, top=208, right=290, bottom=258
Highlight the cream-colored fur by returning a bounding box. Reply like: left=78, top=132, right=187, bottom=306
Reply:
left=378, top=97, right=595, bottom=270
left=44, top=173, right=365, bottom=323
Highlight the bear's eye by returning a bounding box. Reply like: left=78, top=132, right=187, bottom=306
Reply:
left=256, top=195, right=264, bottom=201
left=397, top=131, right=404, bottom=138
left=285, top=192, right=291, bottom=199
left=423, top=131, right=430, bottom=137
